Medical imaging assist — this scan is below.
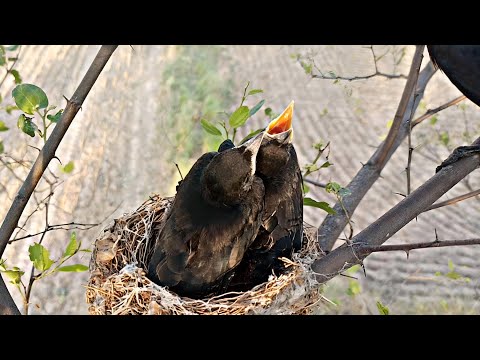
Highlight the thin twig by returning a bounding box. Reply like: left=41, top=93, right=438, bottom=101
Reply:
left=412, top=95, right=467, bottom=128
left=8, top=222, right=99, bottom=244
left=425, top=189, right=480, bottom=212
left=0, top=46, right=22, bottom=89
left=304, top=178, right=327, bottom=188
left=359, top=238, right=480, bottom=255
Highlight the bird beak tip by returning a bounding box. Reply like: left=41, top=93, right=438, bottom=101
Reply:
left=267, top=101, right=294, bottom=135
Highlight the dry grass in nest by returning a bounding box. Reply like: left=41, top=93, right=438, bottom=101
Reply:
left=86, top=194, right=329, bottom=315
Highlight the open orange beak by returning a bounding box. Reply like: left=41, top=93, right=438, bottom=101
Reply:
left=267, top=100, right=294, bottom=135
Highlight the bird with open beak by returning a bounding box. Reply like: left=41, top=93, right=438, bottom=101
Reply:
left=148, top=132, right=266, bottom=299
left=227, top=101, right=304, bottom=291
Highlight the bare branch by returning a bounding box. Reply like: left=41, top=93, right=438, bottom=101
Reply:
left=312, top=137, right=480, bottom=282
left=359, top=238, right=480, bottom=255
left=8, top=221, right=99, bottom=244
left=318, top=47, right=436, bottom=252
left=425, top=189, right=480, bottom=212
left=412, top=95, right=467, bottom=127
left=0, top=45, right=118, bottom=315
left=304, top=178, right=327, bottom=188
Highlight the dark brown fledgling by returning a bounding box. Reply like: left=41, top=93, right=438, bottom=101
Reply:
left=227, top=101, right=304, bottom=291
left=147, top=132, right=265, bottom=299
left=428, top=45, right=480, bottom=107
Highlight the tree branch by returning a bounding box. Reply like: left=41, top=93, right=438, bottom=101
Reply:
left=425, top=189, right=480, bottom=212
left=0, top=45, right=118, bottom=315
left=304, top=178, right=327, bottom=188
left=318, top=47, right=436, bottom=252
left=359, top=238, right=480, bottom=255
left=411, top=95, right=466, bottom=128
left=312, top=137, right=480, bottom=282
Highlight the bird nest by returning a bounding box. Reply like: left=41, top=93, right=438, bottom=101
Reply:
left=85, top=194, right=328, bottom=315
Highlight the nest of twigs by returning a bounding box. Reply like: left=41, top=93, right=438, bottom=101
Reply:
left=86, top=195, right=328, bottom=315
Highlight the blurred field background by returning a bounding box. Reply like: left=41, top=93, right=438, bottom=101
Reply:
left=1, top=45, right=480, bottom=314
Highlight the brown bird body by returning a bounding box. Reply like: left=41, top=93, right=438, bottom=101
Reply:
left=148, top=134, right=265, bottom=298
left=228, top=101, right=304, bottom=291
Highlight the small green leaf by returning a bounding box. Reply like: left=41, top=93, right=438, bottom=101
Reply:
left=5, top=105, right=18, bottom=114
left=0, top=121, right=9, bottom=132
left=313, top=142, right=324, bottom=150
left=338, top=188, right=351, bottom=198
left=439, top=132, right=449, bottom=146
left=346, top=264, right=361, bottom=275
left=0, top=141, right=4, bottom=154
left=446, top=271, right=461, bottom=280
left=328, top=70, right=337, bottom=78
left=239, top=128, right=264, bottom=145
left=247, top=89, right=263, bottom=96
left=64, top=232, right=79, bottom=257
left=326, top=182, right=341, bottom=194
left=448, top=259, right=454, bottom=271
left=6, top=45, right=20, bottom=51
left=0, top=46, right=5, bottom=66
left=249, top=99, right=265, bottom=117
left=61, top=161, right=75, bottom=174
left=29, top=243, right=54, bottom=272
left=320, top=161, right=332, bottom=168
left=47, top=109, right=63, bottom=123
left=2, top=270, right=24, bottom=285
left=200, top=118, right=222, bottom=136
left=303, top=197, right=335, bottom=214
left=17, top=114, right=37, bottom=137
left=304, top=164, right=319, bottom=173
left=10, top=69, right=22, bottom=84
left=79, top=248, right=92, bottom=253
left=302, top=182, right=310, bottom=194
left=229, top=106, right=250, bottom=128
left=434, top=271, right=442, bottom=276
left=376, top=301, right=390, bottom=315
left=57, top=264, right=89, bottom=272
left=264, top=107, right=276, bottom=119
left=12, top=84, right=49, bottom=115
left=347, top=280, right=361, bottom=296
left=429, top=115, right=438, bottom=125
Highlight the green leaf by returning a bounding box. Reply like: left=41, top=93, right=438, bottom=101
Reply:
left=247, top=89, right=263, bottom=96
left=79, top=248, right=92, bottom=253
left=47, top=109, right=63, bottom=123
left=302, top=182, right=310, bottom=194
left=200, top=118, right=222, bottom=136
left=10, top=69, right=22, bottom=84
left=17, top=114, right=37, bottom=137
left=429, top=115, right=438, bottom=126
left=61, top=161, right=74, bottom=174
left=28, top=243, right=54, bottom=272
left=313, top=142, right=324, bottom=150
left=303, top=197, right=335, bottom=214
left=264, top=107, right=274, bottom=119
left=6, top=45, right=19, bottom=51
left=0, top=141, right=4, bottom=154
left=439, top=132, right=449, bottom=146
left=346, top=264, right=361, bottom=275
left=249, top=99, right=265, bottom=117
left=448, top=259, right=454, bottom=271
left=0, top=46, right=5, bottom=66
left=2, top=270, right=24, bottom=285
left=0, top=121, right=9, bottom=132
left=5, top=105, right=18, bottom=114
left=12, top=84, right=49, bottom=115
left=57, top=264, right=89, bottom=272
left=347, top=280, right=361, bottom=296
left=338, top=188, right=351, bottom=198
left=320, top=161, right=332, bottom=168
left=326, top=182, right=341, bottom=194
left=63, top=232, right=79, bottom=257
left=239, top=128, right=264, bottom=145
left=434, top=271, right=442, bottom=276
left=376, top=301, right=390, bottom=315
left=229, top=106, right=250, bottom=128
left=446, top=271, right=461, bottom=280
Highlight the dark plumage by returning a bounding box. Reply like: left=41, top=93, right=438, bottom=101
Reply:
left=148, top=133, right=265, bottom=299
left=228, top=101, right=304, bottom=291
left=427, top=45, right=480, bottom=107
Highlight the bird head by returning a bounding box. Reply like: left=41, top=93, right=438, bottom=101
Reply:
left=256, top=101, right=295, bottom=178
left=202, top=131, right=265, bottom=206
